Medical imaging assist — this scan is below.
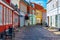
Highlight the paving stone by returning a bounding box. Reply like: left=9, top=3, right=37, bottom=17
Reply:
left=6, top=25, right=60, bottom=40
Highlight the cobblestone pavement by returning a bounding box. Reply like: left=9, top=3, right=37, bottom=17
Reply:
left=1, top=25, right=60, bottom=40
left=14, top=25, right=60, bottom=40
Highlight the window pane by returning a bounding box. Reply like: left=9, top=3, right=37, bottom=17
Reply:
left=4, top=7, right=5, bottom=25
left=9, top=10, right=12, bottom=24
left=13, top=14, right=18, bottom=25
left=4, top=7, right=7, bottom=25
left=6, top=8, right=8, bottom=24
left=58, top=0, right=60, bottom=7
left=10, top=10, right=12, bottom=24
left=55, top=15, right=58, bottom=27
left=5, top=7, right=7, bottom=24
left=0, top=5, right=2, bottom=25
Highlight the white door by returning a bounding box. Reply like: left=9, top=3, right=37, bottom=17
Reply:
left=20, top=16, right=24, bottom=27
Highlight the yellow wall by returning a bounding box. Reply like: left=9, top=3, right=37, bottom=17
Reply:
left=35, top=10, right=42, bottom=24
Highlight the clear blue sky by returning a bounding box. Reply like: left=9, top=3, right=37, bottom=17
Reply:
left=26, top=0, right=48, bottom=9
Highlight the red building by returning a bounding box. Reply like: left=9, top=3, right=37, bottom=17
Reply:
left=0, top=0, right=19, bottom=37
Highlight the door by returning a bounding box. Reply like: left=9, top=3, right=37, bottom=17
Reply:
left=20, top=16, right=24, bottom=27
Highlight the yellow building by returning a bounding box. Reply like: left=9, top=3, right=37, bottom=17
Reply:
left=35, top=10, right=42, bottom=24
left=30, top=3, right=46, bottom=25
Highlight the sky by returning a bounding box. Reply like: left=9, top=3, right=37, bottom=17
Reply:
left=11, top=0, right=48, bottom=9
left=26, top=0, right=48, bottom=9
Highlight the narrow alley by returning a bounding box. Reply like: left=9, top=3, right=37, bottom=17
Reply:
left=0, top=0, right=60, bottom=40
left=14, top=25, right=60, bottom=40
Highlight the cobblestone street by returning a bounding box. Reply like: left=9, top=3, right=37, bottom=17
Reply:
left=0, top=0, right=60, bottom=40
left=13, top=25, right=60, bottom=40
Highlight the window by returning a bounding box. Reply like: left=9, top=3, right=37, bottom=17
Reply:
left=9, top=10, right=12, bottom=24
left=53, top=4, right=54, bottom=8
left=15, top=18, right=18, bottom=23
left=5, top=8, right=9, bottom=24
left=15, top=16, right=18, bottom=23
left=55, top=15, right=58, bottom=27
left=13, top=14, right=18, bottom=24
left=56, top=1, right=58, bottom=7
left=4, top=7, right=6, bottom=25
left=53, top=1, right=58, bottom=8
left=0, top=5, right=2, bottom=25
left=58, top=0, right=60, bottom=7
left=5, top=7, right=8, bottom=24
left=9, top=9, right=11, bottom=24
left=10, top=10, right=12, bottom=24
left=50, top=16, right=52, bottom=26
left=4, top=7, right=7, bottom=25
left=6, top=8, right=9, bottom=24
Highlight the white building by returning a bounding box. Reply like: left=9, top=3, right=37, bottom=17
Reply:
left=47, top=0, right=60, bottom=28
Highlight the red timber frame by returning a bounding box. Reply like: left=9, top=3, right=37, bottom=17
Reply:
left=0, top=1, right=19, bottom=33
left=13, top=11, right=19, bottom=28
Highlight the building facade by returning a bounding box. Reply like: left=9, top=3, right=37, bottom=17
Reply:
left=33, top=3, right=45, bottom=25
left=28, top=4, right=36, bottom=25
left=0, top=0, right=19, bottom=38
left=35, top=10, right=42, bottom=24
left=19, top=0, right=28, bottom=27
left=47, top=0, right=60, bottom=28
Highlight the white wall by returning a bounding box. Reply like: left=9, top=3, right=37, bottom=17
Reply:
left=47, top=8, right=58, bottom=16
left=47, top=0, right=58, bottom=16
left=47, top=0, right=53, bottom=12
left=47, top=0, right=60, bottom=28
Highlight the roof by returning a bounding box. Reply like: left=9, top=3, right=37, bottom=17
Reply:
left=34, top=3, right=44, bottom=10
left=34, top=3, right=46, bottom=13
left=20, top=0, right=29, bottom=6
